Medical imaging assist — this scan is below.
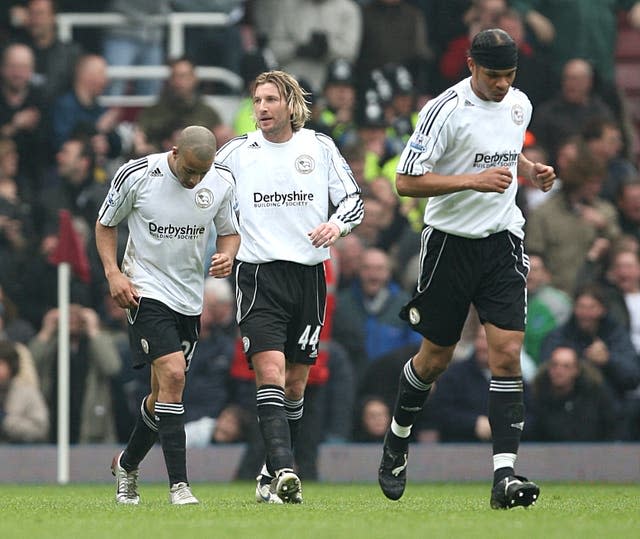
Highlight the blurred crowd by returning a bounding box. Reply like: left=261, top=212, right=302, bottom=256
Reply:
left=1, top=0, right=640, bottom=479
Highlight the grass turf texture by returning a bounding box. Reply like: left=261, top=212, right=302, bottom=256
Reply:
left=2, top=482, right=638, bottom=539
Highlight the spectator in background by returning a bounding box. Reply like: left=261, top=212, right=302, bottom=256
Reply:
left=357, top=0, right=433, bottom=96
left=333, top=231, right=365, bottom=291
left=185, top=403, right=251, bottom=447
left=529, top=58, right=614, bottom=163
left=540, top=284, right=640, bottom=420
left=16, top=0, right=83, bottom=103
left=56, top=0, right=108, bottom=54
left=182, top=277, right=235, bottom=425
left=102, top=0, right=170, bottom=96
left=315, top=58, right=358, bottom=145
left=581, top=117, right=638, bottom=204
left=38, top=135, right=108, bottom=235
left=0, top=285, right=35, bottom=345
left=29, top=304, right=122, bottom=443
left=496, top=7, right=553, bottom=107
left=0, top=43, right=48, bottom=200
left=526, top=151, right=621, bottom=295
left=509, top=0, right=640, bottom=88
left=523, top=252, right=572, bottom=365
left=136, top=57, right=222, bottom=151
left=172, top=0, right=247, bottom=84
left=616, top=178, right=640, bottom=243
left=50, top=54, right=122, bottom=162
left=352, top=395, right=390, bottom=442
left=530, top=345, right=618, bottom=441
left=0, top=144, right=35, bottom=315
left=0, top=339, right=49, bottom=443
left=333, top=248, right=421, bottom=372
left=438, top=0, right=506, bottom=88
left=269, top=0, right=362, bottom=93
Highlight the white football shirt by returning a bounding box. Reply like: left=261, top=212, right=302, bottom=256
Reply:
left=216, top=128, right=363, bottom=265
left=98, top=152, right=239, bottom=316
left=397, top=76, right=532, bottom=239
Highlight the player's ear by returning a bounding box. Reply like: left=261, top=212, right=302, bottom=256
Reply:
left=466, top=56, right=475, bottom=74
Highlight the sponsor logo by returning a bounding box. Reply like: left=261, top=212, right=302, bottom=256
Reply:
left=140, top=338, right=149, bottom=354
left=148, top=222, right=207, bottom=240
left=247, top=141, right=260, bottom=149
left=473, top=150, right=519, bottom=169
left=149, top=167, right=163, bottom=177
left=511, top=104, right=524, bottom=125
left=242, top=336, right=250, bottom=353
left=253, top=190, right=315, bottom=208
left=408, top=307, right=421, bottom=325
left=464, top=99, right=475, bottom=107
left=295, top=154, right=315, bottom=174
left=195, top=188, right=214, bottom=208
left=106, top=189, right=120, bottom=207
left=510, top=421, right=525, bottom=431
left=309, top=348, right=318, bottom=359
left=409, top=133, right=430, bottom=152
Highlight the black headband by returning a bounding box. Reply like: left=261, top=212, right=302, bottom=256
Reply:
left=470, top=43, right=518, bottom=70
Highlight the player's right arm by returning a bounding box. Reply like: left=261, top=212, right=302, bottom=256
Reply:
left=396, top=168, right=514, bottom=198
left=95, top=221, right=138, bottom=309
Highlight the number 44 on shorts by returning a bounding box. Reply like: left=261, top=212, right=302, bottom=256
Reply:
left=298, top=325, right=321, bottom=350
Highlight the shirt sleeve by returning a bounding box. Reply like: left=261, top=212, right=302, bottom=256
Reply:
left=318, top=133, right=364, bottom=235
left=97, top=157, right=148, bottom=226
left=397, top=90, right=459, bottom=177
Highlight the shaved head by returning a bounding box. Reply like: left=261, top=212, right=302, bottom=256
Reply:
left=177, top=125, right=217, bottom=161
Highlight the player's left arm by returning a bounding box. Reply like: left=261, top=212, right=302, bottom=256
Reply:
left=517, top=152, right=555, bottom=192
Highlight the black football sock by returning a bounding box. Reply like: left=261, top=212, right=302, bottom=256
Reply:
left=256, top=385, right=294, bottom=473
left=388, top=358, right=432, bottom=453
left=120, top=395, right=158, bottom=472
left=284, top=396, right=304, bottom=451
left=489, top=376, right=524, bottom=485
left=156, top=401, right=188, bottom=486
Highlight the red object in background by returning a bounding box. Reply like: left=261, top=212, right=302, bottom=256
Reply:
left=230, top=258, right=336, bottom=386
left=47, top=209, right=91, bottom=284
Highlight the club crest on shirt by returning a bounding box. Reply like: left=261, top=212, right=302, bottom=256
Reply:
left=511, top=104, right=524, bottom=125
left=409, top=133, right=430, bottom=153
left=242, top=336, right=251, bottom=353
left=140, top=338, right=149, bottom=354
left=195, top=188, right=214, bottom=208
left=295, top=154, right=315, bottom=174
left=408, top=307, right=421, bottom=325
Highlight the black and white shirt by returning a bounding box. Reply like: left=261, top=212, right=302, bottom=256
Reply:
left=397, top=77, right=532, bottom=239
left=216, top=128, right=363, bottom=265
left=98, top=152, right=239, bottom=316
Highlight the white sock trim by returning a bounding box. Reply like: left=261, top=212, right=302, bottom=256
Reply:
left=391, top=418, right=412, bottom=438
left=493, top=452, right=517, bottom=471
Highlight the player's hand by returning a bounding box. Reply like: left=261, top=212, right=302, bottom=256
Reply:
left=308, top=222, right=341, bottom=248
left=209, top=252, right=233, bottom=278
left=530, top=162, right=555, bottom=192
left=108, top=272, right=139, bottom=309
left=473, top=167, right=513, bottom=193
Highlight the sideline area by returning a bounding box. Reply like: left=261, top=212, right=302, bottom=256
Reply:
left=1, top=443, right=637, bottom=483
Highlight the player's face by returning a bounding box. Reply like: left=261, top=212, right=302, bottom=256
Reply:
left=468, top=59, right=516, bottom=102
left=253, top=82, right=293, bottom=142
left=173, top=148, right=213, bottom=189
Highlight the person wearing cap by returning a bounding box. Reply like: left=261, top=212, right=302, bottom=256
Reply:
left=377, top=28, right=555, bottom=509
left=316, top=58, right=358, bottom=145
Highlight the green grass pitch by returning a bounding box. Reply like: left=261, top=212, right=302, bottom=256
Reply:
left=1, top=482, right=638, bottom=539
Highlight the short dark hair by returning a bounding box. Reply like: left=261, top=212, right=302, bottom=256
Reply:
left=0, top=340, right=20, bottom=378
